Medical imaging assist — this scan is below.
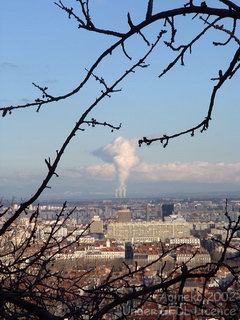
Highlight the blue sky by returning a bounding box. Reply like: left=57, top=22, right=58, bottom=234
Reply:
left=1, top=1, right=240, bottom=200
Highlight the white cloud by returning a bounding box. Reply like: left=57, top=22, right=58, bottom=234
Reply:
left=64, top=135, right=240, bottom=185
left=134, top=161, right=240, bottom=183
left=93, top=137, right=139, bottom=196
left=64, top=161, right=240, bottom=184
left=84, top=163, right=116, bottom=180
left=64, top=163, right=116, bottom=180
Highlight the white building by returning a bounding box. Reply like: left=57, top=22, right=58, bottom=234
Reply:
left=176, top=250, right=211, bottom=267
left=169, top=237, right=200, bottom=247
left=107, top=219, right=192, bottom=242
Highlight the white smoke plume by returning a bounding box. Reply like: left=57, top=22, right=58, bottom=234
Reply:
left=93, top=137, right=139, bottom=198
